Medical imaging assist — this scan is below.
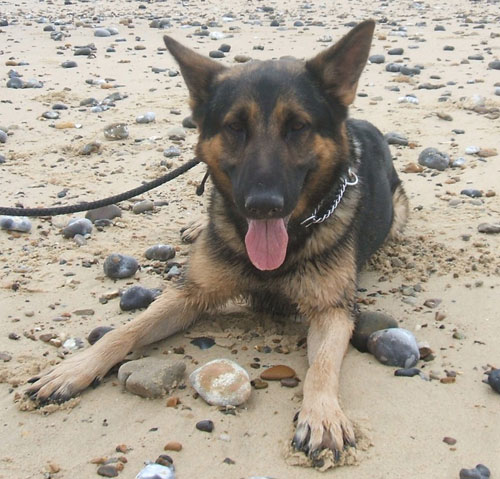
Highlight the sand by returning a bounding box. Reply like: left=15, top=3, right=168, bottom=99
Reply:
left=0, top=0, right=499, bottom=478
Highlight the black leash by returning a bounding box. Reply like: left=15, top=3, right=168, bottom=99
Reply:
left=0, top=158, right=201, bottom=217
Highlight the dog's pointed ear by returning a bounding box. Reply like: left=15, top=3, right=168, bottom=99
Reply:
left=164, top=35, right=227, bottom=108
left=306, top=20, right=375, bottom=106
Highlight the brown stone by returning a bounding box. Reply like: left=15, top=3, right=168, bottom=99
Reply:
left=166, top=396, right=179, bottom=407
left=280, top=377, right=299, bottom=388
left=477, top=148, right=497, bottom=157
left=260, top=365, right=296, bottom=380
left=251, top=378, right=268, bottom=389
left=164, top=441, right=182, bottom=452
left=443, top=436, right=457, bottom=445
left=403, top=162, right=424, bottom=173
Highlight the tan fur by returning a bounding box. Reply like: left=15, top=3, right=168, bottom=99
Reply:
left=388, top=183, right=409, bottom=240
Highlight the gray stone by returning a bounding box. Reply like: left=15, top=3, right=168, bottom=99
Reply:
left=145, top=244, right=176, bottom=261
left=182, top=116, right=197, bottom=129
left=0, top=216, right=32, bottom=233
left=234, top=55, right=251, bottom=63
left=385, top=131, right=408, bottom=146
left=488, top=60, right=500, bottom=70
left=94, top=28, right=111, bottom=37
left=460, top=189, right=482, bottom=198
left=418, top=147, right=450, bottom=171
left=136, top=112, right=156, bottom=124
left=352, top=311, right=399, bottom=353
left=62, top=218, right=93, bottom=238
left=61, top=60, right=77, bottom=68
left=218, top=43, right=231, bottom=53
left=118, top=357, right=186, bottom=398
left=120, top=285, right=160, bottom=311
left=0, top=129, right=7, bottom=143
left=487, top=369, right=500, bottom=394
left=388, top=47, right=404, bottom=55
left=190, top=359, right=251, bottom=406
left=367, top=328, right=420, bottom=368
left=163, top=146, right=181, bottom=158
left=209, top=50, right=225, bottom=59
left=85, top=205, right=122, bottom=222
left=104, top=123, right=129, bottom=140
left=167, top=126, right=186, bottom=140
left=133, top=200, right=154, bottom=214
left=478, top=223, right=500, bottom=234
left=80, top=141, right=101, bottom=155
left=369, top=54, right=385, bottom=64
left=74, top=47, right=92, bottom=56
left=136, top=463, right=175, bottom=479
left=385, top=63, right=401, bottom=73
left=7, top=77, right=24, bottom=89
left=103, top=253, right=139, bottom=279
left=87, top=326, right=114, bottom=345
left=42, top=111, right=59, bottom=120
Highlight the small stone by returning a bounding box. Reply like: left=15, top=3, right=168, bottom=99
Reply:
left=61, top=60, right=77, bottom=68
left=489, top=60, right=500, bottom=70
left=486, top=369, right=500, bottom=394
left=369, top=54, right=385, bottom=64
left=196, top=419, right=214, bottom=433
left=280, top=377, right=299, bottom=387
left=352, top=311, right=398, bottom=353
left=234, top=55, right=252, bottom=63
left=209, top=50, right=225, bottom=59
left=163, top=146, right=181, bottom=158
left=251, top=378, right=268, bottom=389
left=74, top=47, right=92, bottom=56
left=136, top=112, right=156, bottom=124
left=477, top=148, right=497, bottom=158
left=475, top=465, right=490, bottom=478
left=62, top=218, right=92, bottom=238
left=465, top=146, right=480, bottom=155
left=394, top=367, right=421, bottom=377
left=118, top=357, right=186, bottom=398
left=418, top=147, right=450, bottom=171
left=190, top=337, right=216, bottom=350
left=478, top=223, right=500, bottom=234
left=167, top=126, right=186, bottom=141
left=190, top=359, right=251, bottom=406
left=385, top=132, right=408, bottom=146
left=461, top=189, right=482, bottom=198
left=145, top=244, right=176, bottom=261
left=95, top=28, right=111, bottom=37
left=133, top=200, right=154, bottom=214
left=388, top=47, right=404, bottom=55
left=136, top=463, right=175, bottom=479
left=403, top=162, right=424, bottom=173
left=443, top=436, right=457, bottom=445
left=218, top=44, right=231, bottom=53
left=80, top=141, right=101, bottom=156
left=87, top=326, right=114, bottom=345
left=63, top=337, right=84, bottom=351
left=104, top=123, right=129, bottom=140
left=97, top=464, right=118, bottom=477
left=270, top=20, right=279, bottom=27
left=367, top=328, right=420, bottom=368
left=182, top=116, right=197, bottom=129
left=163, top=441, right=182, bottom=452
left=120, top=285, right=159, bottom=311
left=423, top=298, right=442, bottom=308
left=166, top=396, right=179, bottom=407
left=223, top=457, right=235, bottom=465
left=0, top=352, right=12, bottom=362
left=0, top=129, right=7, bottom=143
left=0, top=216, right=32, bottom=233
left=260, top=365, right=296, bottom=380
left=42, top=111, right=59, bottom=120
left=294, top=20, right=304, bottom=27
left=103, top=253, right=139, bottom=279
left=459, top=468, right=483, bottom=479
left=7, top=77, right=25, bottom=88
left=86, top=205, right=122, bottom=222
left=386, top=63, right=401, bottom=73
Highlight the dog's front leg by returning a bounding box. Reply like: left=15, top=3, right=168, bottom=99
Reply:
left=25, top=284, right=222, bottom=403
left=293, top=308, right=355, bottom=458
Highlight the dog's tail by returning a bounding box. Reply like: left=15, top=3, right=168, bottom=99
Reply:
left=388, top=183, right=409, bottom=241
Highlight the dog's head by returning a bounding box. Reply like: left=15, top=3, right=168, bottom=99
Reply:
left=164, top=21, right=374, bottom=271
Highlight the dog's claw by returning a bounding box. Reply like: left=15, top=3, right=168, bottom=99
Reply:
left=26, top=376, right=40, bottom=384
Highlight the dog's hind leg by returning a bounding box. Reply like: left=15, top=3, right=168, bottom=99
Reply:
left=181, top=215, right=207, bottom=243
left=388, top=183, right=409, bottom=241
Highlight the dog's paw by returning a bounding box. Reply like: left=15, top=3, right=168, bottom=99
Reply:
left=292, top=398, right=355, bottom=459
left=25, top=350, right=103, bottom=404
left=180, top=216, right=206, bottom=244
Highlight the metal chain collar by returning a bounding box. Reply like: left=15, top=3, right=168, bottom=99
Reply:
left=300, top=168, right=359, bottom=228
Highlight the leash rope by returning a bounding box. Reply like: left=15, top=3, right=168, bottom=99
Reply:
left=0, top=158, right=201, bottom=217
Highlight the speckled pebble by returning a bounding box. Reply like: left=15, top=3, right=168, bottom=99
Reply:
left=145, top=244, right=176, bottom=261
left=190, top=359, right=251, bottom=406
left=0, top=216, right=32, bottom=233
left=103, top=253, right=139, bottom=279
left=367, top=328, right=420, bottom=368
left=61, top=218, right=93, bottom=238
left=104, top=123, right=129, bottom=140
left=120, top=285, right=160, bottom=311
left=234, top=54, right=252, bottom=63
left=418, top=147, right=450, bottom=171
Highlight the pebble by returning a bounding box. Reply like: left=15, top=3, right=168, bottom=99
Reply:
left=388, top=47, right=404, bottom=55
left=104, top=123, right=129, bottom=140
left=196, top=419, right=214, bottom=433
left=209, top=50, right=225, bottom=59
left=7, top=77, right=25, bottom=88
left=465, top=146, right=480, bottom=155
left=133, top=200, right=154, bottom=214
left=190, top=359, right=251, bottom=406
left=61, top=218, right=93, bottom=238
left=369, top=54, right=385, bottom=64
left=489, top=60, right=500, bottom=70
left=280, top=377, right=299, bottom=387
left=118, top=357, right=186, bottom=398
left=94, top=28, right=111, bottom=37
left=136, top=463, right=175, bottom=479
left=145, top=244, right=176, bottom=261
left=190, top=337, right=215, bottom=350
left=120, top=285, right=160, bottom=311
left=103, top=253, right=139, bottom=279
left=351, top=311, right=398, bottom=353
left=166, top=126, right=186, bottom=141
left=0, top=216, right=32, bottom=233
left=386, top=63, right=401, bottom=72
left=63, top=337, right=84, bottom=351
left=86, top=205, right=122, bottom=222
left=460, top=189, right=482, bottom=198
left=251, top=378, right=268, bottom=389
left=234, top=55, right=252, bottom=63
left=61, top=60, right=77, bottom=68
left=260, top=365, right=296, bottom=380
left=97, top=464, right=119, bottom=477
left=182, top=116, right=197, bottom=129
left=0, top=129, right=7, bottom=143
left=459, top=464, right=490, bottom=479
left=367, top=328, right=420, bottom=368
left=418, top=147, right=450, bottom=171
left=164, top=441, right=182, bottom=452
left=0, top=352, right=12, bottom=362
left=0, top=154, right=5, bottom=164
left=218, top=44, right=231, bottom=53
left=42, top=111, right=59, bottom=120
left=385, top=131, right=409, bottom=146
left=74, top=47, right=92, bottom=56
left=486, top=369, right=500, bottom=393
left=394, top=367, right=421, bottom=377
left=163, top=146, right=181, bottom=158
left=87, top=326, right=114, bottom=345
left=451, top=157, right=466, bottom=168
left=80, top=141, right=101, bottom=155
left=478, top=223, right=500, bottom=234
left=136, top=112, right=156, bottom=124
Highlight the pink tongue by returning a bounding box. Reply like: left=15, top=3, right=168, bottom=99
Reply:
left=245, top=219, right=288, bottom=271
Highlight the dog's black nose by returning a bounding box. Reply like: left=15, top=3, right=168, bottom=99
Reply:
left=244, top=192, right=284, bottom=218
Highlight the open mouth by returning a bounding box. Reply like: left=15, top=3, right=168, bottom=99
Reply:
left=244, top=217, right=290, bottom=271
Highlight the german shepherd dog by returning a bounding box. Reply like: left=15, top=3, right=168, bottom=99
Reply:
left=27, top=20, right=409, bottom=458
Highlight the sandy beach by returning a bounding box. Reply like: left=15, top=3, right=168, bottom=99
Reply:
left=1, top=0, right=499, bottom=478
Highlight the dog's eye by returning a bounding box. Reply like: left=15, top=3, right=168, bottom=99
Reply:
left=226, top=121, right=245, bottom=133
left=289, top=120, right=308, bottom=132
